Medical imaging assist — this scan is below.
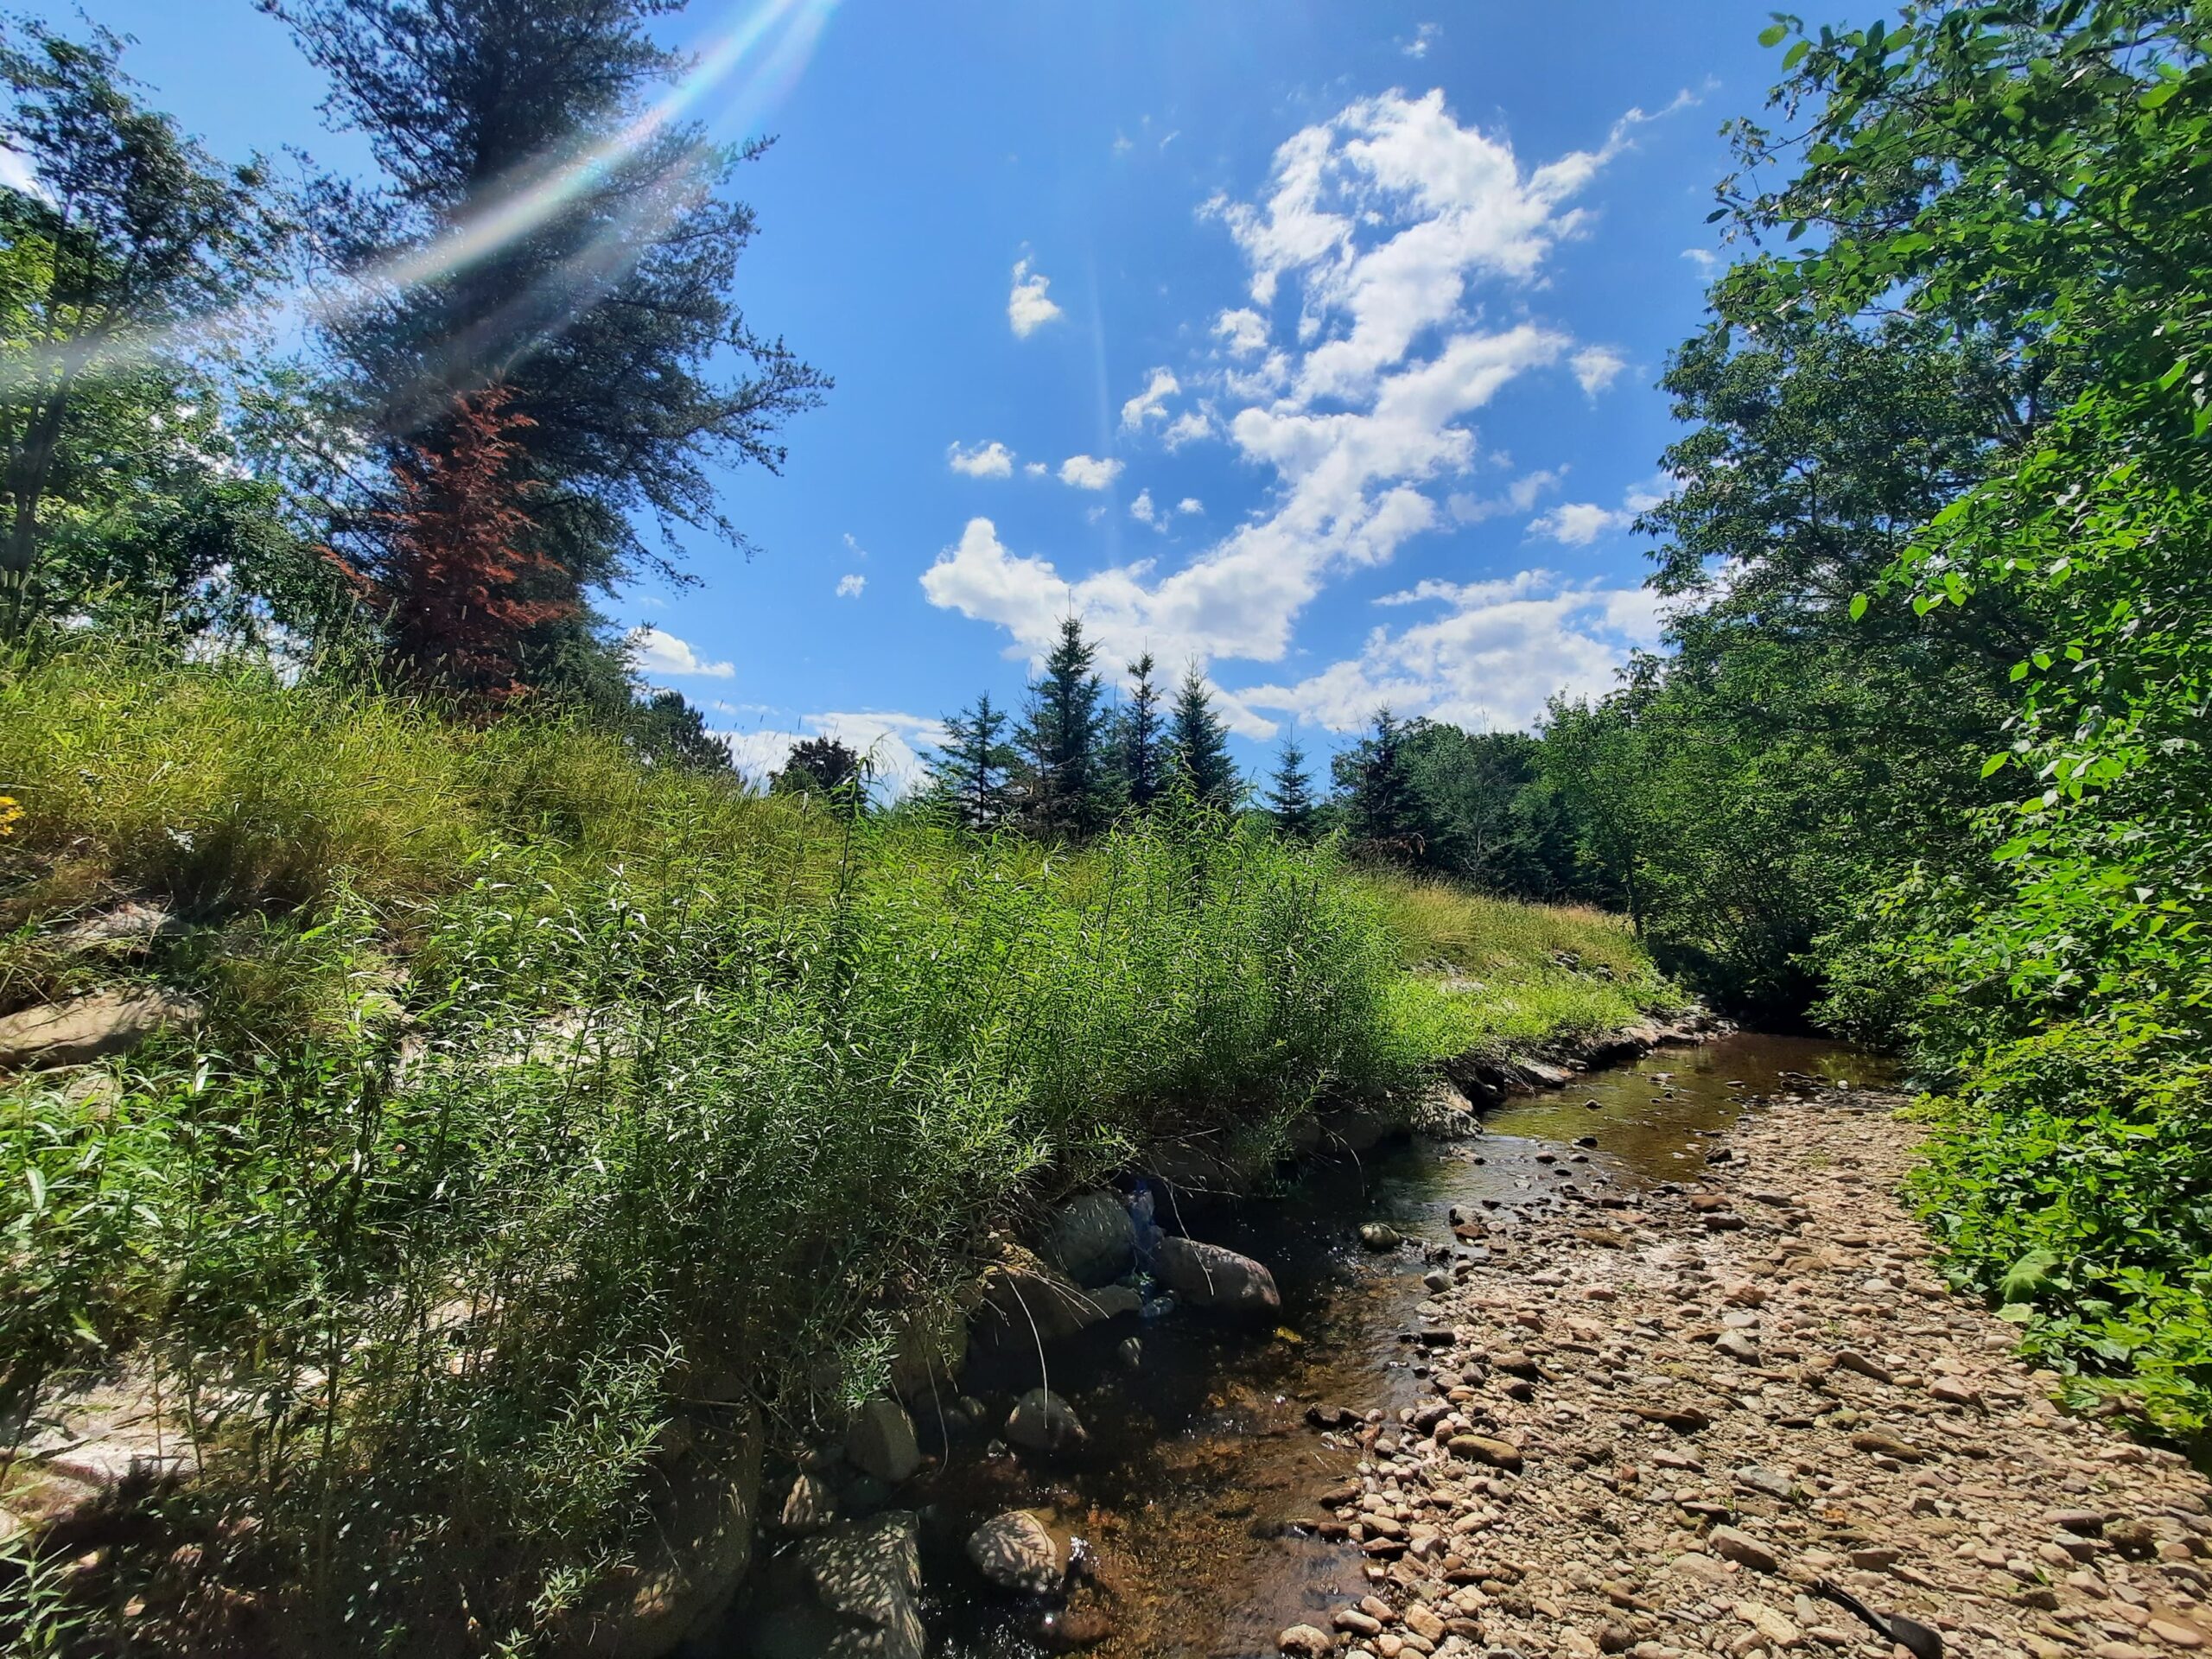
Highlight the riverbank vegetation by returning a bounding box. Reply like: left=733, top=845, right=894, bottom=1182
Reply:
left=0, top=640, right=1675, bottom=1649
left=5, top=0, right=2212, bottom=1647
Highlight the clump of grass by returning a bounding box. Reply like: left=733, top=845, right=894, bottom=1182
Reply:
left=0, top=641, right=1675, bottom=1653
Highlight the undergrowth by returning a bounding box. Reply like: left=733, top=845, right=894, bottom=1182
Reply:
left=0, top=643, right=1677, bottom=1652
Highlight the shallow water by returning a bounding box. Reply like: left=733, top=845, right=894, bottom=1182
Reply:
left=729, top=1033, right=1891, bottom=1658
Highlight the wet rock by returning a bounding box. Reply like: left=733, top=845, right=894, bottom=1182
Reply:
left=845, top=1397, right=921, bottom=1485
left=1359, top=1223, right=1402, bottom=1251
left=966, top=1510, right=1065, bottom=1593
left=1155, top=1235, right=1280, bottom=1312
left=1116, top=1336, right=1142, bottom=1370
left=1279, top=1625, right=1333, bottom=1656
left=1006, top=1389, right=1085, bottom=1454
left=1039, top=1191, right=1135, bottom=1287
left=1709, top=1525, right=1778, bottom=1573
left=0, top=987, right=203, bottom=1071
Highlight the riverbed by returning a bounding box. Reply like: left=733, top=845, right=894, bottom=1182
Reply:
left=902, top=1032, right=1889, bottom=1658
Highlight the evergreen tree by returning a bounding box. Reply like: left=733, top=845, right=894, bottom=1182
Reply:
left=1167, top=664, right=1237, bottom=810
left=933, top=692, right=1016, bottom=832
left=1334, top=709, right=1427, bottom=855
left=1114, top=652, right=1167, bottom=814
left=269, top=0, right=827, bottom=688
left=1267, top=732, right=1318, bottom=837
left=1016, top=616, right=1112, bottom=838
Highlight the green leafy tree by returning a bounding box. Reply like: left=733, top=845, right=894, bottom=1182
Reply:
left=1016, top=617, right=1114, bottom=838
left=771, top=734, right=865, bottom=817
left=626, top=689, right=732, bottom=774
left=933, top=691, right=1017, bottom=832
left=267, top=0, right=827, bottom=690
left=1115, top=652, right=1168, bottom=814
left=0, top=19, right=296, bottom=634
left=1167, top=664, right=1238, bottom=811
left=1267, top=732, right=1318, bottom=838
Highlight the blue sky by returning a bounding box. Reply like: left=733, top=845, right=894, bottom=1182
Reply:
left=37, top=0, right=1783, bottom=789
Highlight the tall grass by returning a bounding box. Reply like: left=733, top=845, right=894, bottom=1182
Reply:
left=0, top=644, right=1675, bottom=1652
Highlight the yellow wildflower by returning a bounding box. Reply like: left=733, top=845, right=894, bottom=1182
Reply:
left=0, top=796, right=19, bottom=836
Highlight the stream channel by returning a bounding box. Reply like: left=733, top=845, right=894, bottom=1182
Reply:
left=728, top=1032, right=1891, bottom=1659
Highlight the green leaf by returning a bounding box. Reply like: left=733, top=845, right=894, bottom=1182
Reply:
left=1999, top=1247, right=2062, bottom=1305
left=1848, top=593, right=1868, bottom=620
left=1783, top=39, right=1810, bottom=70
left=1994, top=1303, right=2036, bottom=1324
left=1980, top=753, right=2010, bottom=779
left=1758, top=22, right=1789, bottom=46
left=2140, top=79, right=2179, bottom=111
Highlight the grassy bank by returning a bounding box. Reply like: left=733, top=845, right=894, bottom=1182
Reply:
left=0, top=646, right=1676, bottom=1652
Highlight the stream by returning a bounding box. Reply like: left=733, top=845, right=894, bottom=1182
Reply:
left=732, top=1032, right=1892, bottom=1659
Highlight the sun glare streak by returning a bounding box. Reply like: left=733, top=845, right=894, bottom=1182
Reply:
left=0, top=0, right=840, bottom=400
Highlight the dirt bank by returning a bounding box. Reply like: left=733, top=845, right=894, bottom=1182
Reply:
left=1288, top=1085, right=2212, bottom=1659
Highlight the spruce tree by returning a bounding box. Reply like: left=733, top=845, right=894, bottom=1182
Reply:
left=268, top=0, right=826, bottom=688
left=1336, top=708, right=1427, bottom=854
left=1168, top=664, right=1238, bottom=811
left=1115, top=652, right=1167, bottom=814
left=933, top=692, right=1015, bottom=831
left=1017, top=616, right=1112, bottom=838
left=1268, top=732, right=1318, bottom=837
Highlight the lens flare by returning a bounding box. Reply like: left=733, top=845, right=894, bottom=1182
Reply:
left=0, top=0, right=840, bottom=400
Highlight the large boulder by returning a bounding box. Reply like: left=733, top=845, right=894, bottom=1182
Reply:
left=571, top=1402, right=763, bottom=1658
left=0, top=987, right=202, bottom=1071
left=747, top=1511, right=926, bottom=1659
left=844, top=1396, right=921, bottom=1485
left=1154, top=1236, right=1280, bottom=1313
left=966, top=1509, right=1067, bottom=1592
left=1038, top=1191, right=1135, bottom=1287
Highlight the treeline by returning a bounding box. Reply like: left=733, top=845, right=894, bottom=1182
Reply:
left=0, top=3, right=818, bottom=748
left=771, top=620, right=1605, bottom=908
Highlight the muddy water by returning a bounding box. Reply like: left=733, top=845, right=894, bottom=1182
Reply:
left=821, top=1034, right=1885, bottom=1658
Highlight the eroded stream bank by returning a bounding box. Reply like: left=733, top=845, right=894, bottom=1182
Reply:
left=714, top=1031, right=2196, bottom=1659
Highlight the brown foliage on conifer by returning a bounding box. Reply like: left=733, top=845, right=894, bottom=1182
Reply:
left=334, top=384, right=570, bottom=709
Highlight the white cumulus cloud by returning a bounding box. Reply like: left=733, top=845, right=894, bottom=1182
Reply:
left=836, top=574, right=866, bottom=598
left=1449, top=466, right=1564, bottom=524
left=1176, top=497, right=1204, bottom=516
left=1571, top=346, right=1627, bottom=396
left=1128, top=489, right=1160, bottom=527
left=1058, top=454, right=1123, bottom=490
left=948, top=439, right=1016, bottom=478
left=626, top=626, right=733, bottom=679
left=1120, top=367, right=1180, bottom=429
left=926, top=89, right=1677, bottom=731
left=714, top=710, right=948, bottom=798
left=1242, top=571, right=1669, bottom=734
left=1007, top=256, right=1064, bottom=337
